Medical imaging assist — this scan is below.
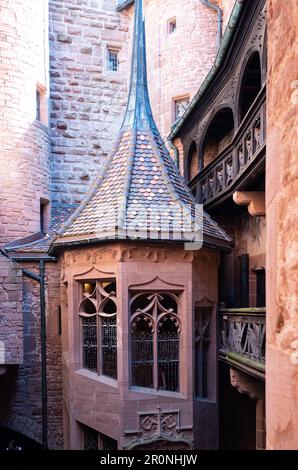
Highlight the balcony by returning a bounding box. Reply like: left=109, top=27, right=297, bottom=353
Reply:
left=191, top=87, right=266, bottom=210
left=219, top=308, right=265, bottom=379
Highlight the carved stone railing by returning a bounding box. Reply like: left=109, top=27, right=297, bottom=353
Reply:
left=191, top=87, right=266, bottom=207
left=219, top=308, right=265, bottom=378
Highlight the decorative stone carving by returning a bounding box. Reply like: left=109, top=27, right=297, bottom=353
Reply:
left=220, top=311, right=265, bottom=363
left=124, top=407, right=193, bottom=450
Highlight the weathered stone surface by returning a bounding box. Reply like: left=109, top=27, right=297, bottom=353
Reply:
left=266, top=0, right=298, bottom=450
left=0, top=0, right=51, bottom=245
left=0, top=253, right=23, bottom=365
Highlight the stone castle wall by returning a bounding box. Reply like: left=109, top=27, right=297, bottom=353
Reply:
left=0, top=262, right=63, bottom=449
left=266, top=0, right=298, bottom=450
left=49, top=0, right=131, bottom=225
left=0, top=254, right=23, bottom=365
left=49, top=0, right=219, bottom=225
left=0, top=0, right=50, bottom=244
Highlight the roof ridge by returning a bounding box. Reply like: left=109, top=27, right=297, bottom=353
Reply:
left=118, top=130, right=137, bottom=231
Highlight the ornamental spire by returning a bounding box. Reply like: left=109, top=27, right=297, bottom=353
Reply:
left=121, top=0, right=158, bottom=132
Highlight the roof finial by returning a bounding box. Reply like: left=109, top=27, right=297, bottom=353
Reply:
left=121, top=0, right=158, bottom=131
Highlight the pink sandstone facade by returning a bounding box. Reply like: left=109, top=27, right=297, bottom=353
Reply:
left=60, top=244, right=220, bottom=449
left=266, top=0, right=298, bottom=450
left=0, top=0, right=297, bottom=452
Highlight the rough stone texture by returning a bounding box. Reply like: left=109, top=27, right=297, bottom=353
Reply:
left=144, top=0, right=218, bottom=140
left=0, top=262, right=63, bottom=449
left=0, top=253, right=23, bottom=364
left=49, top=0, right=130, bottom=225
left=0, top=0, right=50, bottom=244
left=266, top=0, right=298, bottom=450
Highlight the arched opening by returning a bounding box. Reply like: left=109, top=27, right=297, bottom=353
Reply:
left=239, top=52, right=262, bottom=122
left=188, top=141, right=199, bottom=181
left=202, top=108, right=234, bottom=168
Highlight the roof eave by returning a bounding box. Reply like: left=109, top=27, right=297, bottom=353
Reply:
left=116, top=0, right=134, bottom=12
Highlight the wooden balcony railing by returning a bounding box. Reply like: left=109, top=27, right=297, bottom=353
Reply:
left=191, top=86, right=266, bottom=208
left=219, top=308, right=265, bottom=379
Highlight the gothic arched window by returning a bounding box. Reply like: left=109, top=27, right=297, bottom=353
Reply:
left=130, top=291, right=180, bottom=392
left=79, top=280, right=117, bottom=379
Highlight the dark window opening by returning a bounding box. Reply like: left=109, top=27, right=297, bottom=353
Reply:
left=82, top=316, right=97, bottom=372
left=202, top=108, right=234, bottom=168
left=256, top=268, right=265, bottom=307
left=36, top=89, right=41, bottom=121
left=239, top=52, right=262, bottom=121
left=239, top=254, right=249, bottom=307
left=107, top=48, right=119, bottom=72
left=83, top=425, right=117, bottom=450
left=83, top=425, right=98, bottom=450
left=40, top=199, right=49, bottom=234
left=101, top=316, right=117, bottom=379
left=195, top=307, right=212, bottom=398
left=57, top=306, right=62, bottom=336
left=168, top=18, right=177, bottom=34
left=158, top=317, right=179, bottom=392
left=131, top=317, right=154, bottom=388
left=174, top=96, right=190, bottom=122
left=79, top=280, right=117, bottom=378
left=188, top=141, right=199, bottom=181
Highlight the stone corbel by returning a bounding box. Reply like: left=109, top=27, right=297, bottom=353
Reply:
left=230, top=368, right=263, bottom=399
left=233, top=191, right=265, bottom=216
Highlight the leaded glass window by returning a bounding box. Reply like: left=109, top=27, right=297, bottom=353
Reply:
left=84, top=425, right=98, bottom=450
left=79, top=280, right=117, bottom=379
left=130, top=291, right=180, bottom=392
left=195, top=307, right=211, bottom=398
left=83, top=425, right=118, bottom=450
left=107, top=48, right=119, bottom=72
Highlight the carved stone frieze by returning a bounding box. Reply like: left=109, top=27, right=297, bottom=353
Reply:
left=124, top=407, right=193, bottom=450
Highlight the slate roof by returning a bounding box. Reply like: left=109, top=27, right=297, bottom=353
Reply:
left=49, top=0, right=232, bottom=252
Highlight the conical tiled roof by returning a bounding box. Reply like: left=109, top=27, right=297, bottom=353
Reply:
left=50, top=0, right=231, bottom=251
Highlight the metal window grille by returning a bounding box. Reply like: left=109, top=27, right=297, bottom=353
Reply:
left=131, top=317, right=154, bottom=388
left=83, top=426, right=118, bottom=450
left=130, top=291, right=180, bottom=392
left=36, top=89, right=41, bottom=120
left=79, top=280, right=117, bottom=378
left=168, top=18, right=176, bottom=34
left=102, top=434, right=118, bottom=451
left=102, top=316, right=117, bottom=379
left=195, top=307, right=211, bottom=398
left=174, top=97, right=190, bottom=121
left=84, top=425, right=98, bottom=450
left=107, top=49, right=119, bottom=71
left=82, top=316, right=97, bottom=372
left=158, top=318, right=179, bottom=392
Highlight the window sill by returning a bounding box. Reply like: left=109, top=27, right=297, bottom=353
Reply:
left=130, top=386, right=185, bottom=399
left=76, top=368, right=118, bottom=389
